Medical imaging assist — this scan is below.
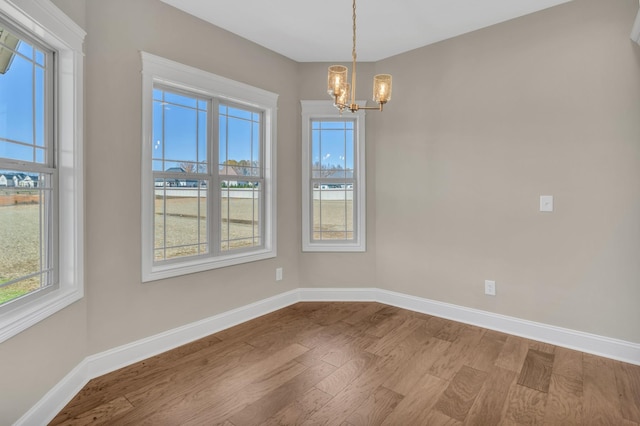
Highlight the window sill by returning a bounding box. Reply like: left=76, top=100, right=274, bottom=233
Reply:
left=143, top=248, right=277, bottom=283
left=0, top=285, right=83, bottom=343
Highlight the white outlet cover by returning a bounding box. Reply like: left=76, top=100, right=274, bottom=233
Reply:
left=540, top=195, right=553, bottom=212
left=484, top=280, right=496, bottom=296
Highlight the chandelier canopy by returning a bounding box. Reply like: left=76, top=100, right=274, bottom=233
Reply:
left=327, top=0, right=392, bottom=113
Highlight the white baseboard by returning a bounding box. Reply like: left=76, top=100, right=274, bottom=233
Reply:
left=16, top=287, right=640, bottom=425
left=299, top=287, right=640, bottom=365
left=298, top=287, right=378, bottom=301
left=372, top=289, right=640, bottom=365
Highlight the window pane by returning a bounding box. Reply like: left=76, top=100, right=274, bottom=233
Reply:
left=344, top=129, right=354, bottom=172
left=227, top=118, right=251, bottom=162
left=154, top=184, right=208, bottom=261
left=164, top=104, right=197, bottom=163
left=0, top=25, right=54, bottom=306
left=311, top=120, right=354, bottom=179
left=219, top=104, right=261, bottom=177
left=219, top=120, right=227, bottom=164
left=0, top=171, right=54, bottom=305
left=220, top=184, right=261, bottom=251
left=311, top=130, right=321, bottom=171
left=0, top=140, right=32, bottom=161
left=153, top=88, right=208, bottom=170
left=16, top=37, right=32, bottom=58
left=35, top=66, right=45, bottom=147
left=198, top=110, right=207, bottom=169
left=35, top=49, right=45, bottom=66
left=0, top=27, right=48, bottom=164
left=219, top=104, right=263, bottom=252
left=312, top=183, right=354, bottom=241
left=164, top=91, right=197, bottom=108
left=0, top=277, right=41, bottom=305
left=152, top=101, right=164, bottom=171
left=309, top=118, right=356, bottom=242
left=227, top=106, right=252, bottom=120
left=252, top=121, right=260, bottom=159
left=320, top=130, right=345, bottom=170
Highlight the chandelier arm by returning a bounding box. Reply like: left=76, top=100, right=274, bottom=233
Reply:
left=330, top=102, right=385, bottom=113
left=350, top=104, right=384, bottom=112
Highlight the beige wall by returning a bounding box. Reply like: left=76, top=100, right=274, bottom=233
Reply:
left=82, top=0, right=301, bottom=355
left=1, top=0, right=302, bottom=422
left=0, top=299, right=87, bottom=423
left=1, top=0, right=639, bottom=423
left=372, top=0, right=640, bottom=342
left=298, top=2, right=640, bottom=343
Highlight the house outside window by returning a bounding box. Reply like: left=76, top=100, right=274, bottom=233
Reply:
left=301, top=101, right=366, bottom=252
left=0, top=0, right=85, bottom=343
left=141, top=53, right=277, bottom=282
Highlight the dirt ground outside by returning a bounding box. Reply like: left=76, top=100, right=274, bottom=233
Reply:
left=153, top=197, right=354, bottom=258
left=0, top=192, right=40, bottom=206
left=0, top=197, right=355, bottom=301
left=0, top=203, right=43, bottom=303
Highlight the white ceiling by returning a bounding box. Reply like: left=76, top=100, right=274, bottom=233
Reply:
left=160, top=0, right=572, bottom=62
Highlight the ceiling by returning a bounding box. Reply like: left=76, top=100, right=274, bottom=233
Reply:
left=159, top=0, right=573, bottom=62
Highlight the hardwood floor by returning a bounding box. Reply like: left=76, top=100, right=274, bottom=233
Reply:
left=50, top=302, right=640, bottom=425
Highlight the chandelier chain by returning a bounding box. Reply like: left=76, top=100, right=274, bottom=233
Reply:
left=352, top=0, right=357, bottom=64
left=351, top=0, right=357, bottom=106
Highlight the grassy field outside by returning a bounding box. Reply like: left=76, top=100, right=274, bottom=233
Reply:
left=153, top=196, right=354, bottom=259
left=0, top=199, right=43, bottom=304
left=0, top=278, right=39, bottom=305
left=1, top=196, right=354, bottom=303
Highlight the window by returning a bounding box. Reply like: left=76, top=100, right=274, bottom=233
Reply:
left=301, top=101, right=366, bottom=252
left=0, top=22, right=54, bottom=304
left=0, top=1, right=85, bottom=343
left=141, top=53, right=277, bottom=282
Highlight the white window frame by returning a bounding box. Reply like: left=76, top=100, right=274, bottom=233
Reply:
left=0, top=0, right=85, bottom=343
left=301, top=100, right=366, bottom=252
left=141, top=52, right=278, bottom=282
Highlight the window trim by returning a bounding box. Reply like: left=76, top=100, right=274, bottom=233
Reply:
left=141, top=52, right=278, bottom=282
left=0, top=0, right=85, bottom=343
left=301, top=100, right=366, bottom=252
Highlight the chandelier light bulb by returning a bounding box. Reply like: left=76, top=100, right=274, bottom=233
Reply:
left=336, top=83, right=350, bottom=108
left=373, top=74, right=392, bottom=104
left=328, top=65, right=348, bottom=97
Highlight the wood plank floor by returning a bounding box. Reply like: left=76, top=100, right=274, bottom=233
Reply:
left=50, top=302, right=640, bottom=425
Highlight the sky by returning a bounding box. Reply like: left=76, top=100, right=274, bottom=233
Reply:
left=1, top=31, right=355, bottom=177
left=153, top=91, right=356, bottom=175
left=312, top=120, right=355, bottom=172
left=0, top=31, right=47, bottom=170
left=153, top=89, right=262, bottom=173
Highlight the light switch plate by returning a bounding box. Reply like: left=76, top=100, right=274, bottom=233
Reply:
left=540, top=195, right=553, bottom=212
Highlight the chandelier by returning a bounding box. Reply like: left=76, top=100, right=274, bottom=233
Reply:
left=327, top=0, right=392, bottom=113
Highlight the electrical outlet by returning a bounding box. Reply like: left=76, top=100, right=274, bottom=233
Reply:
left=540, top=195, right=553, bottom=212
left=276, top=267, right=283, bottom=281
left=484, top=280, right=496, bottom=296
